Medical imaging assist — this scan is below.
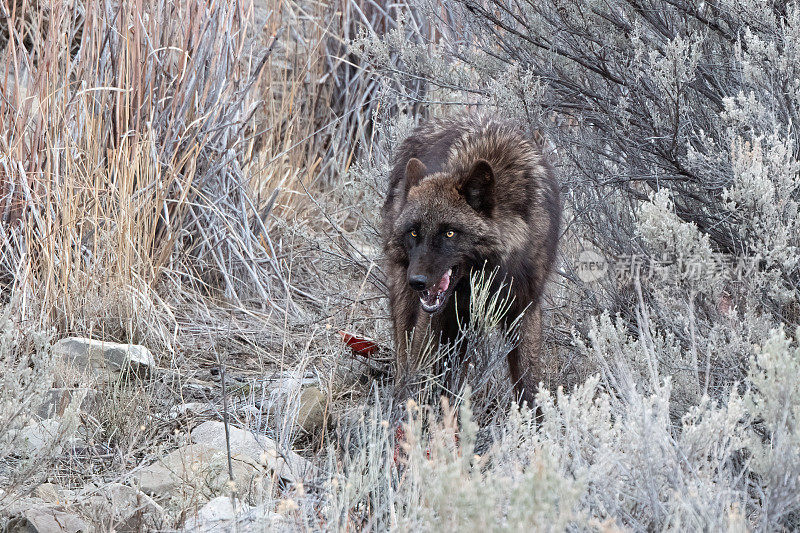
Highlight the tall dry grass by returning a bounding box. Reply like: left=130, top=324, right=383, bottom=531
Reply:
left=0, top=1, right=297, bottom=346
left=0, top=0, right=406, bottom=341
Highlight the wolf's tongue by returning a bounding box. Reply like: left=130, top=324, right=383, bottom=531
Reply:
left=436, top=269, right=452, bottom=293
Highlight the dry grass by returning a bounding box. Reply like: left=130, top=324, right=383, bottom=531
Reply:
left=3, top=0, right=264, bottom=328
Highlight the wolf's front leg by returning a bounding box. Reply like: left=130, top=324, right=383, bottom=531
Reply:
left=506, top=304, right=543, bottom=408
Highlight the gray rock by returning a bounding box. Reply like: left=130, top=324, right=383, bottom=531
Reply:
left=136, top=443, right=264, bottom=499
left=53, top=337, right=155, bottom=380
left=5, top=505, right=88, bottom=533
left=182, top=496, right=251, bottom=530
left=37, top=388, right=97, bottom=419
left=294, top=386, right=327, bottom=433
left=265, top=373, right=329, bottom=434
left=183, top=497, right=286, bottom=532
left=86, top=483, right=165, bottom=532
left=190, top=421, right=316, bottom=484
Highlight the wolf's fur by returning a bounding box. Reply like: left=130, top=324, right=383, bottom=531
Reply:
left=382, top=114, right=561, bottom=405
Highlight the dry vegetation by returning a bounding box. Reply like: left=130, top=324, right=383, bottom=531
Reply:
left=1, top=0, right=800, bottom=531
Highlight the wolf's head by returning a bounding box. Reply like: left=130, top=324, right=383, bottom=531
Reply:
left=390, top=157, right=498, bottom=313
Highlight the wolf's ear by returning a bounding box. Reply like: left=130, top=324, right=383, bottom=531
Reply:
left=404, top=158, right=427, bottom=194
left=459, top=159, right=495, bottom=215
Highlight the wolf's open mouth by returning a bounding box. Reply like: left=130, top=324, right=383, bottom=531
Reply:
left=419, top=267, right=455, bottom=313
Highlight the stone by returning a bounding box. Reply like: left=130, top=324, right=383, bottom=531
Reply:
left=36, top=388, right=97, bottom=419
left=190, top=421, right=316, bottom=484
left=15, top=418, right=87, bottom=457
left=5, top=505, right=88, bottom=533
left=182, top=496, right=251, bottom=530
left=88, top=483, right=165, bottom=532
left=53, top=337, right=155, bottom=380
left=265, top=373, right=329, bottom=434
left=294, top=386, right=327, bottom=433
left=136, top=443, right=264, bottom=499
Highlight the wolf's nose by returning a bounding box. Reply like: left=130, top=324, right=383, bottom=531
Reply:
left=408, top=275, right=428, bottom=291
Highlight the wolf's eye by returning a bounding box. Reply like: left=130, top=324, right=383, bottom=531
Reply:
left=410, top=230, right=417, bottom=238
left=445, top=230, right=455, bottom=238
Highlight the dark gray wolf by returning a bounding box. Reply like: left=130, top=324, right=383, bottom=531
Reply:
left=382, top=113, right=561, bottom=405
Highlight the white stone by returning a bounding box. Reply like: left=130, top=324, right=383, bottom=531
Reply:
left=183, top=496, right=251, bottom=529
left=190, top=421, right=316, bottom=484
left=53, top=337, right=156, bottom=379
left=18, top=418, right=63, bottom=454
left=5, top=504, right=88, bottom=533
left=136, top=443, right=264, bottom=498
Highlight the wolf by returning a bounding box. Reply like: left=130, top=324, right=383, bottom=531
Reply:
left=382, top=113, right=561, bottom=405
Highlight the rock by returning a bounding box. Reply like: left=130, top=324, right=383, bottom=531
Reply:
left=87, top=483, right=165, bottom=532
left=53, top=337, right=155, bottom=380
left=33, top=483, right=70, bottom=504
left=182, top=497, right=286, bottom=532
left=136, top=443, right=264, bottom=499
left=190, top=421, right=316, bottom=484
left=16, top=418, right=87, bottom=457
left=294, top=386, right=327, bottom=433
left=37, top=388, right=97, bottom=419
left=183, top=496, right=251, bottom=531
left=6, top=505, right=88, bottom=533
left=265, top=373, right=329, bottom=434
